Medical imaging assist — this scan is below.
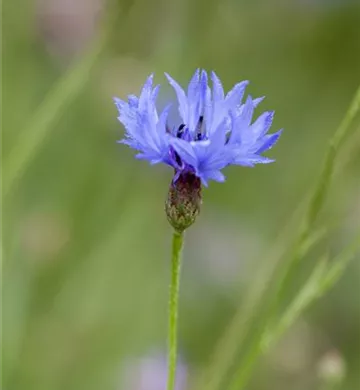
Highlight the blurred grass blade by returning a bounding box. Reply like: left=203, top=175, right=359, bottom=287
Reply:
left=3, top=11, right=115, bottom=197
left=224, top=256, right=329, bottom=390
left=262, top=231, right=360, bottom=352
left=278, top=84, right=360, bottom=301
left=260, top=255, right=328, bottom=351
left=194, top=226, right=326, bottom=390
left=320, top=231, right=360, bottom=293
left=298, top=226, right=328, bottom=258
left=331, top=86, right=360, bottom=149
left=225, top=85, right=360, bottom=390
left=197, top=85, right=360, bottom=390
left=228, top=232, right=359, bottom=390
left=305, top=84, right=360, bottom=230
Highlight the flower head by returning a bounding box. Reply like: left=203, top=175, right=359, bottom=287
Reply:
left=114, top=69, right=282, bottom=186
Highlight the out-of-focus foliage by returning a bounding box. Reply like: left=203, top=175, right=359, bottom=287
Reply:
left=2, top=1, right=360, bottom=390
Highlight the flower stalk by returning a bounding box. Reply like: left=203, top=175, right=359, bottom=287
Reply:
left=167, top=231, right=184, bottom=390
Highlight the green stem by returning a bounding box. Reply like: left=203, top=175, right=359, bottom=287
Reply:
left=167, top=231, right=184, bottom=390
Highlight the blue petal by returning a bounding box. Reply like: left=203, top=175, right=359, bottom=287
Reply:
left=208, top=119, right=227, bottom=150
left=202, top=153, right=230, bottom=171
left=187, top=70, right=203, bottom=133
left=256, top=129, right=282, bottom=154
left=225, top=80, right=249, bottom=109
left=114, top=98, right=138, bottom=137
left=165, top=72, right=188, bottom=123
left=190, top=140, right=211, bottom=163
left=204, top=84, right=213, bottom=129
left=157, top=104, right=172, bottom=135
left=151, top=85, right=161, bottom=104
left=251, top=156, right=275, bottom=164
left=228, top=97, right=255, bottom=145
left=253, top=96, right=265, bottom=107
left=128, top=95, right=139, bottom=107
left=198, top=125, right=230, bottom=171
left=251, top=111, right=274, bottom=139
left=233, top=154, right=275, bottom=165
left=139, top=74, right=154, bottom=111
left=113, top=96, right=125, bottom=110
left=187, top=69, right=200, bottom=102
left=135, top=152, right=162, bottom=162
left=118, top=138, right=142, bottom=150
left=208, top=73, right=228, bottom=135
left=200, top=70, right=208, bottom=103
left=231, top=157, right=255, bottom=167
left=170, top=138, right=199, bottom=169
left=211, top=71, right=224, bottom=103
left=199, top=176, right=209, bottom=187
left=239, top=95, right=255, bottom=126
left=198, top=169, right=226, bottom=186
left=204, top=170, right=226, bottom=182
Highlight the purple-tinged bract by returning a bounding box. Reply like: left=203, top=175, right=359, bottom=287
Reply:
left=114, top=70, right=282, bottom=186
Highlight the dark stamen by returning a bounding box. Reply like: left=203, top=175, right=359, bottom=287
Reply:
left=225, top=132, right=231, bottom=144
left=177, top=124, right=186, bottom=138
left=174, top=152, right=182, bottom=166
left=195, top=115, right=204, bottom=140
left=174, top=124, right=186, bottom=165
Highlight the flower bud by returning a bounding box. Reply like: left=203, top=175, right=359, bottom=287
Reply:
left=165, top=173, right=202, bottom=233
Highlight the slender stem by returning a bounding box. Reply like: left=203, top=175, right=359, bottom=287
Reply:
left=167, top=231, right=184, bottom=390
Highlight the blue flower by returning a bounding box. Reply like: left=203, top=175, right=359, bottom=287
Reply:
left=114, top=69, right=282, bottom=186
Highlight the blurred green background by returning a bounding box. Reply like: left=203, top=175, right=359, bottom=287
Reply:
left=2, top=0, right=360, bottom=389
